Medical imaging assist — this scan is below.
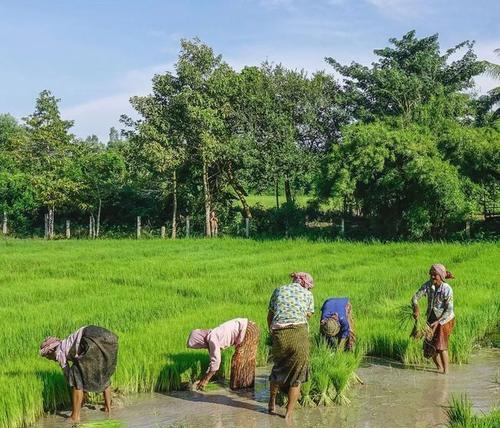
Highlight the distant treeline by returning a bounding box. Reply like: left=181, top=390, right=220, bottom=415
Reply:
left=0, top=31, right=499, bottom=239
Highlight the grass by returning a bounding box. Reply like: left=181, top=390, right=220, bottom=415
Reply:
left=0, top=238, right=498, bottom=427
left=446, top=394, right=500, bottom=427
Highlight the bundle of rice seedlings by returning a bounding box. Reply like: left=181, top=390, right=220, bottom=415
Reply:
left=300, top=380, right=316, bottom=407
left=397, top=304, right=427, bottom=339
left=314, top=371, right=333, bottom=406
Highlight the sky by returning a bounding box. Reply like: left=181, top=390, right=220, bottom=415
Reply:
left=0, top=0, right=499, bottom=142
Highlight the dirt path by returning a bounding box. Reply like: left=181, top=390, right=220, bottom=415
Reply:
left=35, top=348, right=499, bottom=428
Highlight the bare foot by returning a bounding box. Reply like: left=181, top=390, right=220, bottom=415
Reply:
left=285, top=412, right=294, bottom=424
left=268, top=400, right=276, bottom=415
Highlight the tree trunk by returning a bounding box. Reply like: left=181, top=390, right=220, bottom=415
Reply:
left=96, top=198, right=102, bottom=238
left=202, top=159, right=211, bottom=237
left=226, top=162, right=251, bottom=218
left=275, top=177, right=280, bottom=209
left=284, top=176, right=292, bottom=204
left=171, top=170, right=177, bottom=239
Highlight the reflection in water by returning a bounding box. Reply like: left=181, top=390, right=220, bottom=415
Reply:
left=35, top=349, right=499, bottom=428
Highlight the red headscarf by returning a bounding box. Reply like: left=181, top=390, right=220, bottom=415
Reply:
left=291, top=272, right=314, bottom=290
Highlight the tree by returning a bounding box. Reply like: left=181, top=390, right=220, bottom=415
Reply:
left=327, top=31, right=485, bottom=123
left=23, top=90, right=80, bottom=238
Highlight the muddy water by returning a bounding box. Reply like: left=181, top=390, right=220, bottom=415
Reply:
left=36, top=349, right=499, bottom=428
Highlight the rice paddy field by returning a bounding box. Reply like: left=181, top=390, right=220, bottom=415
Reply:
left=0, top=238, right=499, bottom=428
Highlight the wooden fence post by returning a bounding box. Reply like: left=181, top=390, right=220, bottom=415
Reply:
left=465, top=220, right=471, bottom=239
left=340, top=217, right=345, bottom=236
left=66, top=220, right=70, bottom=239
left=245, top=217, right=250, bottom=238
left=89, top=216, right=94, bottom=239
left=136, top=216, right=141, bottom=239
left=161, top=226, right=166, bottom=239
left=186, top=216, right=190, bottom=238
left=2, top=211, right=7, bottom=235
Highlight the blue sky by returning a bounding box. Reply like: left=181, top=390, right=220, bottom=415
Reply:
left=1, top=0, right=499, bottom=142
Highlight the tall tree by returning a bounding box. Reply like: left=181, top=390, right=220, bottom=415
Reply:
left=23, top=91, right=80, bottom=237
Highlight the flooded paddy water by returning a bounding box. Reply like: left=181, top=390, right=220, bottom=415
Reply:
left=36, top=348, right=499, bottom=428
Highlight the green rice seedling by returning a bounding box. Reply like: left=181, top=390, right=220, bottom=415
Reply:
left=446, top=394, right=500, bottom=428
left=299, top=380, right=315, bottom=407
left=446, top=394, right=474, bottom=427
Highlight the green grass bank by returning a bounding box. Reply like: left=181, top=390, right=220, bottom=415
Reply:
left=0, top=239, right=498, bottom=427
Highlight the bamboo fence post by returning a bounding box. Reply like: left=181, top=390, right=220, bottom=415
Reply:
left=66, top=220, right=70, bottom=239
left=186, top=216, right=190, bottom=238
left=245, top=217, right=250, bottom=238
left=340, top=217, right=345, bottom=236
left=465, top=220, right=471, bottom=239
left=136, top=216, right=141, bottom=239
left=161, top=226, right=166, bottom=239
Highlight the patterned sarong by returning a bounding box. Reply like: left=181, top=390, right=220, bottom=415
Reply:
left=66, top=325, right=118, bottom=392
left=230, top=321, right=260, bottom=390
left=269, top=323, right=309, bottom=390
left=423, top=316, right=455, bottom=358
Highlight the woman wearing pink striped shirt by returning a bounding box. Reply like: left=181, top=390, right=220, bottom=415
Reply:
left=187, top=318, right=260, bottom=390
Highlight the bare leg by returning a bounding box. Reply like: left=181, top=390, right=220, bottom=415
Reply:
left=268, top=382, right=279, bottom=414
left=285, top=385, right=300, bottom=423
left=431, top=353, right=443, bottom=373
left=103, top=386, right=112, bottom=413
left=70, top=388, right=84, bottom=422
left=440, top=351, right=449, bottom=374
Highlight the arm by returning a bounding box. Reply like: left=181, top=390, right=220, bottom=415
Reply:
left=306, top=293, right=315, bottom=319
left=411, top=282, right=428, bottom=319
left=267, top=289, right=277, bottom=330
left=267, top=310, right=274, bottom=331
left=196, top=338, right=220, bottom=390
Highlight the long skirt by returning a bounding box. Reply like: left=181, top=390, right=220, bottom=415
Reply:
left=66, top=325, right=119, bottom=392
left=269, top=324, right=309, bottom=391
left=423, top=317, right=455, bottom=358
left=230, top=321, right=260, bottom=390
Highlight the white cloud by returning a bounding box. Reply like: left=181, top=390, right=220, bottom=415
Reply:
left=365, top=0, right=431, bottom=19
left=61, top=62, right=174, bottom=142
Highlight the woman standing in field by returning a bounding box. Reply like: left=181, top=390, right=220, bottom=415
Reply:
left=39, top=325, right=118, bottom=422
left=267, top=272, right=314, bottom=422
left=412, top=264, right=455, bottom=374
left=187, top=318, right=260, bottom=390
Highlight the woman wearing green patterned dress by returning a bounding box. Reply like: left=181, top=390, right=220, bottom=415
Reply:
left=267, top=272, right=314, bottom=422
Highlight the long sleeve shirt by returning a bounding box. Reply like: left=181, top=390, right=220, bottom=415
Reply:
left=320, top=297, right=350, bottom=339
left=55, top=326, right=86, bottom=369
left=412, top=281, right=454, bottom=325
left=206, top=318, right=248, bottom=373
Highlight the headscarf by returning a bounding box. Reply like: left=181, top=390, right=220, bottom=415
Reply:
left=39, top=336, right=61, bottom=358
left=291, top=272, right=314, bottom=290
left=187, top=329, right=210, bottom=349
left=430, top=264, right=453, bottom=281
